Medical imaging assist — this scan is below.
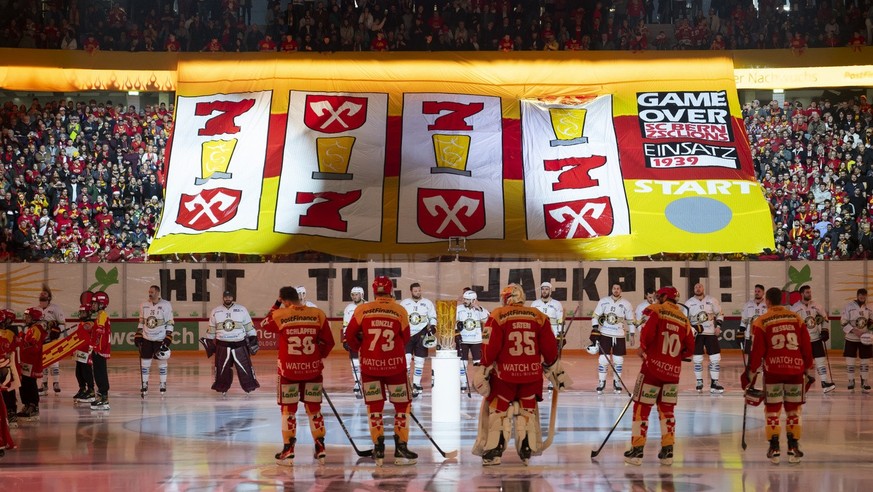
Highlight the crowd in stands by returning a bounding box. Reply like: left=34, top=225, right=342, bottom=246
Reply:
left=1, top=0, right=872, bottom=53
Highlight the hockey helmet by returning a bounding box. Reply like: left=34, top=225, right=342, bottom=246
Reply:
left=586, top=341, right=600, bottom=355
left=463, top=290, right=477, bottom=301
left=656, top=286, right=679, bottom=300
left=501, top=283, right=525, bottom=305
left=0, top=309, right=14, bottom=326
left=155, top=346, right=172, bottom=360
left=861, top=331, right=873, bottom=346
left=540, top=281, right=552, bottom=289
left=422, top=333, right=437, bottom=349
left=296, top=286, right=306, bottom=296
left=92, top=291, right=109, bottom=309
left=24, top=307, right=42, bottom=322
left=372, top=276, right=394, bottom=296
left=80, top=291, right=94, bottom=306
left=744, top=388, right=764, bottom=406
left=350, top=286, right=365, bottom=296
left=78, top=303, right=92, bottom=320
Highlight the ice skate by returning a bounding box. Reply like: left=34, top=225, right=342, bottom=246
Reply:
left=710, top=380, right=724, bottom=394
left=767, top=436, right=780, bottom=464
left=658, top=445, right=673, bottom=465
left=624, top=445, right=644, bottom=466
left=275, top=438, right=296, bottom=466
left=393, top=434, right=417, bottom=465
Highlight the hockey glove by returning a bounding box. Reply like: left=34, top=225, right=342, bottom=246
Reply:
left=820, top=329, right=830, bottom=342
left=589, top=328, right=601, bottom=343
left=134, top=332, right=144, bottom=348
left=199, top=337, right=216, bottom=358
left=543, top=360, right=573, bottom=391
left=740, top=371, right=751, bottom=391
left=805, top=373, right=815, bottom=393
left=456, top=321, right=463, bottom=334
left=273, top=299, right=282, bottom=309
left=163, top=333, right=173, bottom=347
left=48, top=321, right=60, bottom=341
left=470, top=363, right=492, bottom=397
left=694, top=324, right=704, bottom=335
left=342, top=340, right=351, bottom=352
left=247, top=335, right=259, bottom=355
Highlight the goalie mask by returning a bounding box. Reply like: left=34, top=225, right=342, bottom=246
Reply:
left=501, top=283, right=525, bottom=306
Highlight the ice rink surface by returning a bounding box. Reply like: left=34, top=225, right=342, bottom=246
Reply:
left=3, top=351, right=872, bottom=491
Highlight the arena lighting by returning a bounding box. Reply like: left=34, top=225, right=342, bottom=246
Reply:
left=772, top=89, right=784, bottom=93
left=128, top=91, right=140, bottom=96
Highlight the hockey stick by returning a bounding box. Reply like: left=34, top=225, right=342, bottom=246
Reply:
left=409, top=411, right=459, bottom=459
left=590, top=393, right=633, bottom=459
left=541, top=310, right=575, bottom=452
left=322, top=388, right=373, bottom=457
left=740, top=371, right=759, bottom=451
left=598, top=342, right=632, bottom=397
left=461, top=359, right=472, bottom=399
left=349, top=353, right=363, bottom=399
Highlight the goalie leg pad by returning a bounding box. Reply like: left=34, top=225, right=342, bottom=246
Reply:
left=231, top=346, right=260, bottom=392
left=483, top=410, right=508, bottom=456
left=471, top=398, right=492, bottom=456
left=515, top=397, right=543, bottom=456
left=211, top=346, right=234, bottom=392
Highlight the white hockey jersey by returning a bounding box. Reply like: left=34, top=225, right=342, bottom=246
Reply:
left=531, top=298, right=564, bottom=336
left=684, top=295, right=723, bottom=335
left=343, top=300, right=365, bottom=338
left=741, top=299, right=768, bottom=339
left=42, top=302, right=67, bottom=337
left=456, top=304, right=489, bottom=344
left=207, top=303, right=254, bottom=342
left=400, top=297, right=436, bottom=336
left=592, top=296, right=634, bottom=337
left=841, top=300, right=872, bottom=342
left=790, top=300, right=827, bottom=341
left=634, top=300, right=653, bottom=334
left=139, top=298, right=175, bottom=342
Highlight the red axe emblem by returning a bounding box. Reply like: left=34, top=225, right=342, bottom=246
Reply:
left=176, top=188, right=242, bottom=231
left=304, top=95, right=368, bottom=134
left=417, top=189, right=485, bottom=238
left=543, top=197, right=614, bottom=239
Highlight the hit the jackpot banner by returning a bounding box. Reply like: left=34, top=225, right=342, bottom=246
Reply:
left=149, top=52, right=773, bottom=258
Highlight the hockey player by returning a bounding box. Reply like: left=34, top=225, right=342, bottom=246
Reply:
left=87, top=291, right=112, bottom=410
left=342, top=286, right=366, bottom=398
left=296, top=286, right=318, bottom=308
left=531, top=282, right=564, bottom=338
left=685, top=283, right=725, bottom=393
left=624, top=286, right=695, bottom=466
left=400, top=282, right=436, bottom=398
left=261, top=286, right=334, bottom=466
left=205, top=290, right=260, bottom=396
left=135, top=285, right=174, bottom=398
left=840, top=288, right=872, bottom=392
left=345, top=276, right=418, bottom=467
left=456, top=289, right=489, bottom=392
left=590, top=283, right=635, bottom=394
left=790, top=285, right=835, bottom=393
left=741, top=285, right=768, bottom=392
left=73, top=292, right=97, bottom=404
left=0, top=310, right=19, bottom=428
left=38, top=286, right=67, bottom=396
left=743, top=287, right=814, bottom=464
left=472, top=283, right=560, bottom=466
left=633, top=289, right=656, bottom=342
left=16, top=308, right=47, bottom=420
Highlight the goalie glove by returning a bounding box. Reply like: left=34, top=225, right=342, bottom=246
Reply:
left=247, top=335, right=259, bottom=355
left=199, top=337, right=216, bottom=358
left=470, top=363, right=492, bottom=397
left=543, top=360, right=573, bottom=391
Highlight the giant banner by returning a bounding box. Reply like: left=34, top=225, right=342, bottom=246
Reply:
left=148, top=53, right=773, bottom=258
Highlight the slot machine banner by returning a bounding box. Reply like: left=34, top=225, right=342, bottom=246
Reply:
left=150, top=52, right=773, bottom=258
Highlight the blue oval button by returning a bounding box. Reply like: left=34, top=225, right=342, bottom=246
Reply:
left=665, top=197, right=732, bottom=234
